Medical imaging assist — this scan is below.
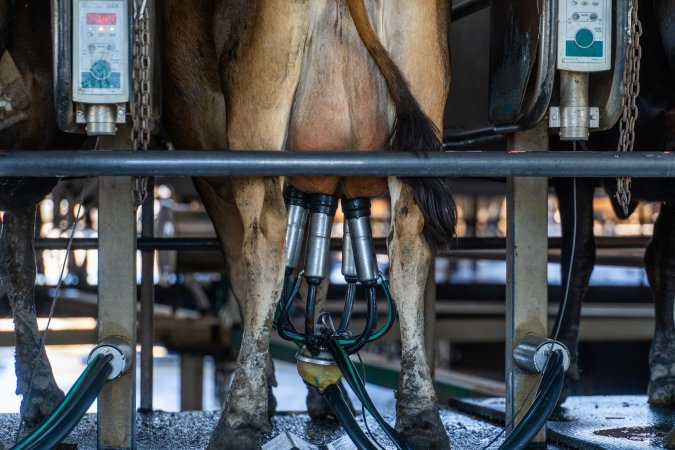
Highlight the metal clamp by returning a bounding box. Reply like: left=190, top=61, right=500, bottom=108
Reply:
left=88, top=336, right=133, bottom=381
left=513, top=334, right=571, bottom=374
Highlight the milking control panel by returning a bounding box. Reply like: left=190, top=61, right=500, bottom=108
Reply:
left=73, top=0, right=129, bottom=103
left=558, top=0, right=612, bottom=71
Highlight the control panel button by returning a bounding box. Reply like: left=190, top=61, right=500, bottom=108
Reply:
left=574, top=28, right=595, bottom=49
left=90, top=59, right=112, bottom=80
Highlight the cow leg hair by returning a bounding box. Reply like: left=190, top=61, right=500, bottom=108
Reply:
left=0, top=206, right=64, bottom=426
left=551, top=178, right=596, bottom=406
left=206, top=177, right=287, bottom=450
left=387, top=178, right=449, bottom=450
left=645, top=202, right=675, bottom=406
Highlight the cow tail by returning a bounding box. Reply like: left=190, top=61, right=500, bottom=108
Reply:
left=346, top=0, right=456, bottom=250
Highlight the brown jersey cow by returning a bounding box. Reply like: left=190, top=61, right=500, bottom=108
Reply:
left=162, top=1, right=455, bottom=448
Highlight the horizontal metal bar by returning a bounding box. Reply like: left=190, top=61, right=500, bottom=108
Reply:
left=452, top=0, right=490, bottom=21
left=1, top=150, right=674, bottom=178
left=33, top=236, right=651, bottom=252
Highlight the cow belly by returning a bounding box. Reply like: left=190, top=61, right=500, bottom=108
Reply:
left=286, top=0, right=389, bottom=198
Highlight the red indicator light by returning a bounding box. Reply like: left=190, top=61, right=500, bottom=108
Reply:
left=87, top=13, right=116, bottom=25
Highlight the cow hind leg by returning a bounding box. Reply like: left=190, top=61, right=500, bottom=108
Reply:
left=204, top=177, right=287, bottom=450
left=0, top=206, right=64, bottom=425
left=645, top=202, right=675, bottom=406
left=388, top=178, right=449, bottom=450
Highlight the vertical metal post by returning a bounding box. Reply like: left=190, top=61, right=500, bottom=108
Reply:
left=180, top=354, right=204, bottom=411
left=505, top=124, right=549, bottom=443
left=424, top=255, right=437, bottom=378
left=140, top=177, right=155, bottom=412
left=97, top=157, right=136, bottom=447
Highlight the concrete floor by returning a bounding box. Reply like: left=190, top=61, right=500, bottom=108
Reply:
left=0, top=408, right=517, bottom=450
left=3, top=396, right=669, bottom=449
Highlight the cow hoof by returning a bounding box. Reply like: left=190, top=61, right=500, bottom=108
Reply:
left=556, top=361, right=580, bottom=408
left=397, top=409, right=450, bottom=450
left=665, top=425, right=675, bottom=449
left=648, top=377, right=675, bottom=407
left=267, top=384, right=277, bottom=418
left=21, top=385, right=65, bottom=426
left=306, top=385, right=336, bottom=420
left=207, top=424, right=261, bottom=450
left=306, top=383, right=355, bottom=421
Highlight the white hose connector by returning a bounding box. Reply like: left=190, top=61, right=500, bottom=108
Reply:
left=88, top=336, right=133, bottom=381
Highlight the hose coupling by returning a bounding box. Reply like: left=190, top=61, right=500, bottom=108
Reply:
left=283, top=186, right=309, bottom=271
left=342, top=197, right=377, bottom=286
left=513, top=334, right=571, bottom=374
left=304, top=193, right=338, bottom=283
left=88, top=336, right=133, bottom=381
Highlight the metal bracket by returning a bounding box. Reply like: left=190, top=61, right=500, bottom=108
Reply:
left=549, top=106, right=600, bottom=130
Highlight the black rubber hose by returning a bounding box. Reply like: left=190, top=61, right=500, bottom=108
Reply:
left=35, top=363, right=112, bottom=449
left=498, top=351, right=565, bottom=450
left=11, top=353, right=113, bottom=450
left=337, top=281, right=357, bottom=335
left=344, top=286, right=378, bottom=354
left=305, top=283, right=319, bottom=354
left=324, top=384, right=379, bottom=450
left=277, top=275, right=304, bottom=343
left=326, top=341, right=406, bottom=449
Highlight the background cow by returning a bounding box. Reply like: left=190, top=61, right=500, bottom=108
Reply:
left=553, top=0, right=675, bottom=407
left=0, top=0, right=86, bottom=426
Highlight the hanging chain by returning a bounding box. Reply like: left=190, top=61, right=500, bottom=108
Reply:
left=131, top=0, right=151, bottom=208
left=615, top=0, right=642, bottom=215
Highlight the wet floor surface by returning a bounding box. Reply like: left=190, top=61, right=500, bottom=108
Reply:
left=1, top=396, right=667, bottom=449
left=454, top=395, right=675, bottom=449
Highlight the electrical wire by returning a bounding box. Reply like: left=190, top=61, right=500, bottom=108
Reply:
left=14, top=192, right=85, bottom=444
left=11, top=353, right=113, bottom=450
left=482, top=141, right=580, bottom=449
left=324, top=384, right=379, bottom=450
left=356, top=352, right=386, bottom=450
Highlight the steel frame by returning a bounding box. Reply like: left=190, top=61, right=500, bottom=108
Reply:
left=3, top=148, right=671, bottom=447
left=0, top=150, right=673, bottom=177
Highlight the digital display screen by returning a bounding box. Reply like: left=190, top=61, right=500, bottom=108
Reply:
left=86, top=13, right=116, bottom=25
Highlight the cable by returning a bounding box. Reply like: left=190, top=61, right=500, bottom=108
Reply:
left=337, top=281, right=357, bottom=335
left=482, top=141, right=580, bottom=449
left=15, top=192, right=85, bottom=444
left=498, top=352, right=565, bottom=450
left=344, top=286, right=378, bottom=354
left=324, top=384, right=379, bottom=450
left=11, top=353, right=113, bottom=450
left=327, top=341, right=407, bottom=450
left=356, top=352, right=385, bottom=450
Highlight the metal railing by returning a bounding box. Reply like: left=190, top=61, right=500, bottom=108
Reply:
left=1, top=150, right=674, bottom=178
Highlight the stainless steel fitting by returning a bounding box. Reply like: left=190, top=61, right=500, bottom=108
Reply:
left=342, top=197, right=378, bottom=285
left=88, top=335, right=133, bottom=381
left=513, top=334, right=571, bottom=374
left=341, top=224, right=358, bottom=280
left=283, top=187, right=309, bottom=271
left=549, top=71, right=599, bottom=140
left=304, top=194, right=338, bottom=282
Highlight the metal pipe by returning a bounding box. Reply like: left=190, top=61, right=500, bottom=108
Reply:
left=139, top=177, right=154, bottom=412
left=0, top=150, right=674, bottom=177
left=32, top=235, right=652, bottom=252
left=559, top=71, right=592, bottom=140
left=452, top=0, right=490, bottom=22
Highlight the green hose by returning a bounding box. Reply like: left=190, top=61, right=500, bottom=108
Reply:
left=11, top=353, right=113, bottom=450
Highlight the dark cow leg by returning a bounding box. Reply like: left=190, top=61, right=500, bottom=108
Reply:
left=552, top=178, right=596, bottom=404
left=645, top=202, right=675, bottom=406
left=0, top=206, right=64, bottom=426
